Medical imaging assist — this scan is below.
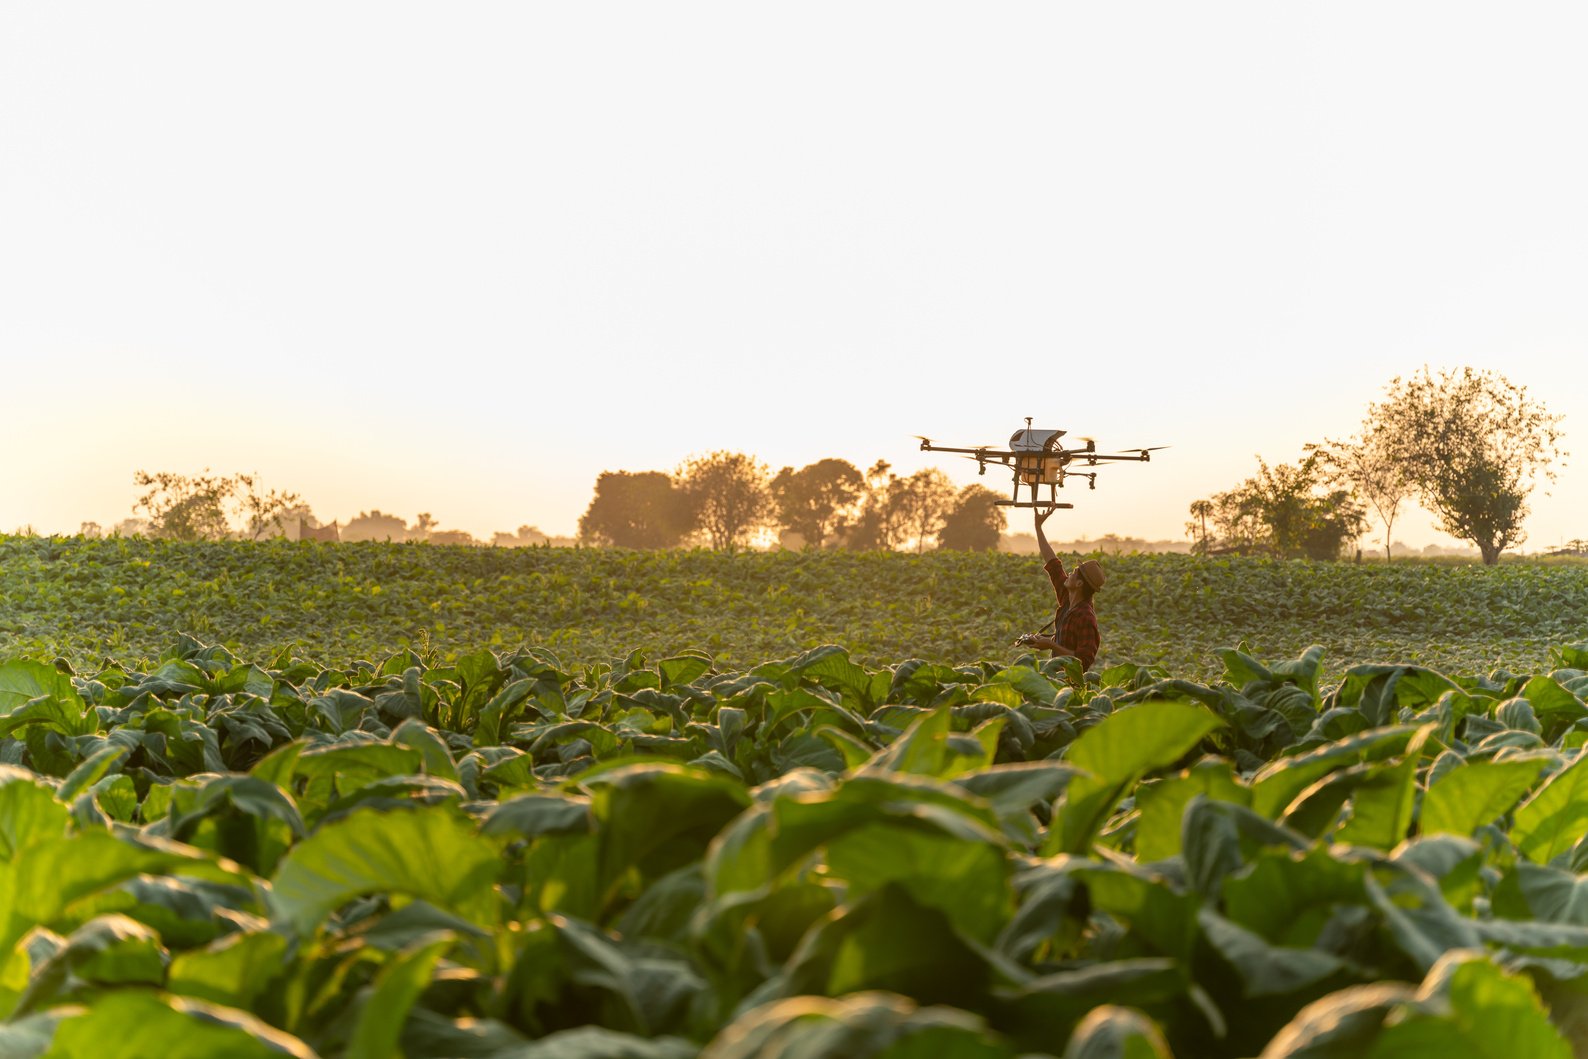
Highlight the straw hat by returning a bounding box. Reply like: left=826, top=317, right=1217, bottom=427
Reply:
left=1077, top=559, right=1106, bottom=592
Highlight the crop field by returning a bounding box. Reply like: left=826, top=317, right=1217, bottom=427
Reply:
left=2, top=536, right=1585, bottom=678
left=5, top=536, right=1588, bottom=1055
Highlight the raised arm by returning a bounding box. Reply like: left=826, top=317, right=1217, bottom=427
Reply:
left=1034, top=507, right=1058, bottom=565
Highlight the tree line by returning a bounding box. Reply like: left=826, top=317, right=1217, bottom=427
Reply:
left=109, top=458, right=1012, bottom=553
left=103, top=367, right=1567, bottom=563
left=578, top=454, right=1009, bottom=551
left=1186, top=367, right=1566, bottom=565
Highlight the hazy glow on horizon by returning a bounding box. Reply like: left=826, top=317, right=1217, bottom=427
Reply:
left=2, top=3, right=1584, bottom=549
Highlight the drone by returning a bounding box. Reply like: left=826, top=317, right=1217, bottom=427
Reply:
left=915, top=417, right=1166, bottom=510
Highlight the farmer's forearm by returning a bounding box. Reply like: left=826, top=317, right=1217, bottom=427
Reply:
left=1035, top=520, right=1057, bottom=564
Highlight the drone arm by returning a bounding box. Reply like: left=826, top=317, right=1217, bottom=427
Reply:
left=920, top=443, right=1014, bottom=457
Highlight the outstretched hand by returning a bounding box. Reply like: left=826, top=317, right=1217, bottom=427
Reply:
left=1035, top=507, right=1055, bottom=527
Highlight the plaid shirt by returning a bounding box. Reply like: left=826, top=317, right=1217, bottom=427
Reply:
left=1043, top=557, right=1100, bottom=670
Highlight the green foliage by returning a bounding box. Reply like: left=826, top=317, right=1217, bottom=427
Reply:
left=4, top=538, right=1588, bottom=680
left=6, top=536, right=1588, bottom=1054
left=0, top=635, right=1583, bottom=1054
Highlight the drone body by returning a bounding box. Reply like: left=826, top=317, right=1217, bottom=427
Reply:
left=916, top=418, right=1165, bottom=510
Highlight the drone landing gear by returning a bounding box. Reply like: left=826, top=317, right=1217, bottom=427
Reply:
left=995, top=501, right=1074, bottom=509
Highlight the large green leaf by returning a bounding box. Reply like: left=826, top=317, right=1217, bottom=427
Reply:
left=1062, top=1005, right=1172, bottom=1059
left=1329, top=666, right=1460, bottom=728
left=496, top=1028, right=697, bottom=1059
left=13, top=914, right=166, bottom=1014
left=346, top=932, right=454, bottom=1059
left=1074, top=863, right=1200, bottom=962
left=1257, top=982, right=1417, bottom=1057
left=0, top=768, right=69, bottom=862
left=702, top=991, right=1018, bottom=1059
left=1197, top=907, right=1350, bottom=999
left=585, top=764, right=750, bottom=896
left=0, top=1011, right=62, bottom=1059
left=0, top=662, right=91, bottom=737
left=1134, top=758, right=1250, bottom=862
left=0, top=831, right=241, bottom=959
left=780, top=887, right=997, bottom=1009
left=1050, top=698, right=1222, bottom=854
left=1420, top=757, right=1546, bottom=838
left=1000, top=959, right=1188, bottom=1051
left=1250, top=726, right=1422, bottom=819
left=268, top=804, right=501, bottom=935
left=1512, top=750, right=1588, bottom=863
left=1334, top=738, right=1428, bottom=850
left=1365, top=952, right=1571, bottom=1058
left=1223, top=848, right=1369, bottom=945
left=41, top=990, right=314, bottom=1058
left=167, top=930, right=289, bottom=1010
left=705, top=773, right=1002, bottom=903
left=1491, top=861, right=1588, bottom=925
left=864, top=706, right=997, bottom=779
left=824, top=819, right=1011, bottom=944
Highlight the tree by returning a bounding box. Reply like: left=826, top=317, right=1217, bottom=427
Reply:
left=492, top=525, right=550, bottom=548
left=133, top=470, right=233, bottom=541
left=887, top=469, right=958, bottom=552
left=1185, top=499, right=1214, bottom=555
left=132, top=469, right=301, bottom=542
left=938, top=484, right=1006, bottom=551
left=578, top=471, right=693, bottom=548
left=1307, top=429, right=1415, bottom=562
left=1369, top=367, right=1566, bottom=565
left=235, top=473, right=304, bottom=539
left=1193, top=453, right=1366, bottom=560
left=842, top=461, right=909, bottom=551
left=769, top=458, right=864, bottom=549
left=677, top=451, right=769, bottom=550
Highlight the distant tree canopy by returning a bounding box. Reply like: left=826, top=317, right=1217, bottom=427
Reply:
left=1181, top=366, right=1566, bottom=564
left=769, top=459, right=863, bottom=549
left=492, top=525, right=551, bottom=548
left=578, top=471, right=693, bottom=548
left=575, top=455, right=1003, bottom=553
left=891, top=468, right=958, bottom=553
left=132, top=470, right=300, bottom=542
left=1369, top=367, right=1565, bottom=565
left=938, top=484, right=1007, bottom=551
left=678, top=451, right=770, bottom=551
left=342, top=510, right=411, bottom=543
left=1308, top=428, right=1414, bottom=563
left=1192, top=453, right=1366, bottom=560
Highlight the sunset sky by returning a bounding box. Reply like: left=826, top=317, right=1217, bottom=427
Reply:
left=2, top=3, right=1583, bottom=549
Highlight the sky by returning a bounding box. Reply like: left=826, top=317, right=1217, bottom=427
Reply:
left=1, top=3, right=1583, bottom=549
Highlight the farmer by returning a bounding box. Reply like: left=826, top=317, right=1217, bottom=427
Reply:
left=1025, top=507, right=1104, bottom=670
